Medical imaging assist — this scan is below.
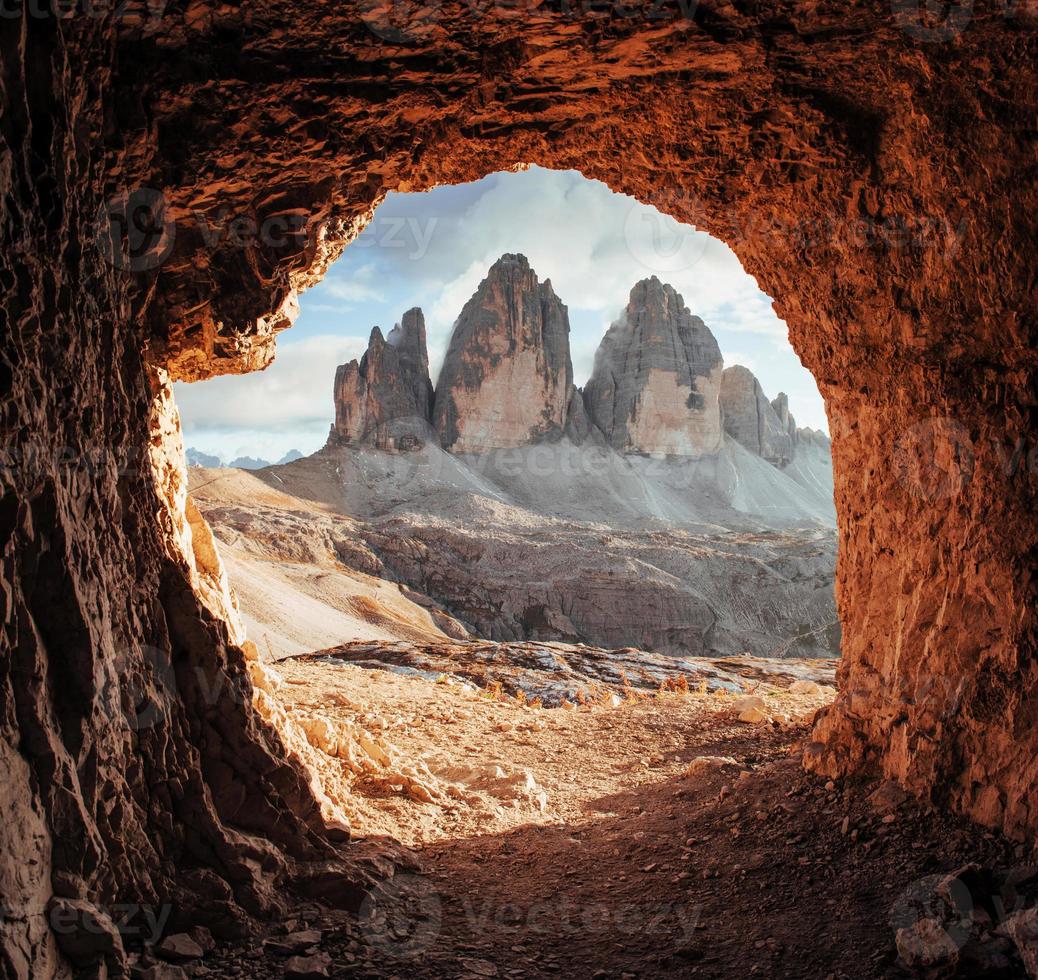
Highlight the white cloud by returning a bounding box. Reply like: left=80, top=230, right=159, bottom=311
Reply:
left=318, top=262, right=383, bottom=305
left=175, top=333, right=366, bottom=436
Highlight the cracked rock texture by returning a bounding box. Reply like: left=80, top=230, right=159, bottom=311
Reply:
left=330, top=308, right=434, bottom=449
left=3, top=3, right=1038, bottom=975
left=585, top=278, right=724, bottom=457
left=433, top=255, right=573, bottom=453
left=720, top=365, right=795, bottom=466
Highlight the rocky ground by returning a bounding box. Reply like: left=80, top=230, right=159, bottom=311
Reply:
left=127, top=657, right=1037, bottom=980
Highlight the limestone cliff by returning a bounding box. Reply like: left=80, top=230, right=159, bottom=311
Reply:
left=720, top=365, right=796, bottom=466
left=584, top=278, right=724, bottom=457
left=331, top=307, right=434, bottom=449
left=433, top=255, right=573, bottom=453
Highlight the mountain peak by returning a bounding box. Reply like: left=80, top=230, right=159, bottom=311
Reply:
left=330, top=307, right=434, bottom=449
left=432, top=255, right=573, bottom=453
left=584, top=278, right=723, bottom=457
left=720, top=365, right=794, bottom=466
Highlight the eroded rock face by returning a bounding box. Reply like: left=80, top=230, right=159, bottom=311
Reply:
left=585, top=278, right=724, bottom=456
left=330, top=308, right=434, bottom=449
left=771, top=392, right=799, bottom=449
left=720, top=365, right=795, bottom=466
left=433, top=254, right=573, bottom=452
left=4, top=4, right=1038, bottom=975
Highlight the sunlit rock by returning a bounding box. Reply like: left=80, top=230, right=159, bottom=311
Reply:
left=584, top=278, right=723, bottom=457
left=331, top=307, right=434, bottom=449
left=433, top=254, right=573, bottom=452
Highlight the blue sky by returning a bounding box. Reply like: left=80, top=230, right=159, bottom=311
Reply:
left=176, top=166, right=827, bottom=462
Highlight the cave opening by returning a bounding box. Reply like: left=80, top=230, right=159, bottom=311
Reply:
left=175, top=166, right=840, bottom=667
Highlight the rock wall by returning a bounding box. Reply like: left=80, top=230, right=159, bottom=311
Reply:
left=3, top=3, right=1038, bottom=974
left=585, top=278, right=724, bottom=456
left=330, top=308, right=434, bottom=449
left=720, top=365, right=795, bottom=466
left=0, top=18, right=369, bottom=978
left=433, top=254, right=573, bottom=452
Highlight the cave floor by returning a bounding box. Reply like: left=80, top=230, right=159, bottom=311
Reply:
left=191, top=662, right=1023, bottom=980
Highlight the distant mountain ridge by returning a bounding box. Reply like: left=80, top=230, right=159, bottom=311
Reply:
left=328, top=253, right=829, bottom=472
left=186, top=448, right=303, bottom=470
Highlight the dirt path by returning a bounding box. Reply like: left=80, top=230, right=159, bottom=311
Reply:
left=177, top=661, right=1025, bottom=979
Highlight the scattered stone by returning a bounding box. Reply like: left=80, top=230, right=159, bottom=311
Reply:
left=685, top=756, right=739, bottom=776
left=157, top=934, right=205, bottom=963
left=265, top=930, right=323, bottom=956
left=895, top=918, right=960, bottom=971
left=284, top=951, right=332, bottom=979
left=460, top=958, right=499, bottom=977
left=789, top=679, right=823, bottom=696
left=738, top=704, right=769, bottom=724
left=1002, top=907, right=1038, bottom=976
left=133, top=965, right=189, bottom=980
left=187, top=926, right=216, bottom=954
left=868, top=781, right=909, bottom=814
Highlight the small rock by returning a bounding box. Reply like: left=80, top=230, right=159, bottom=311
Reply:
left=265, top=930, right=323, bottom=956
left=187, top=926, right=216, bottom=954
left=868, top=780, right=909, bottom=814
left=284, top=952, right=332, bottom=979
left=733, top=694, right=765, bottom=714
left=685, top=756, right=739, bottom=776
left=134, top=966, right=189, bottom=980
left=460, top=958, right=499, bottom=977
left=738, top=705, right=768, bottom=724
left=789, top=679, right=823, bottom=696
left=157, top=934, right=204, bottom=963
left=1002, top=906, right=1038, bottom=976
left=895, top=918, right=959, bottom=971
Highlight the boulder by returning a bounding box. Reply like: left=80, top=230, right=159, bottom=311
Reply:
left=156, top=933, right=204, bottom=963
left=46, top=899, right=125, bottom=969
left=284, top=951, right=332, bottom=979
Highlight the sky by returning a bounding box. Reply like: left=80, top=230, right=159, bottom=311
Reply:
left=175, top=166, right=827, bottom=462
